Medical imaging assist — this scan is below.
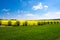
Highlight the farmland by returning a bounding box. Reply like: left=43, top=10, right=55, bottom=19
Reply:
left=0, top=19, right=60, bottom=40
left=0, top=19, right=60, bottom=26
left=0, top=24, right=60, bottom=40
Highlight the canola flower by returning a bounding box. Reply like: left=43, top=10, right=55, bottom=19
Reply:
left=0, top=20, right=60, bottom=26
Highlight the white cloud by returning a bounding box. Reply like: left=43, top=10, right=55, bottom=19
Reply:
left=2, top=9, right=60, bottom=20
left=56, top=12, right=60, bottom=14
left=26, top=14, right=35, bottom=17
left=32, top=3, right=43, bottom=10
left=2, top=9, right=10, bottom=12
left=32, top=2, right=48, bottom=10
left=2, top=9, right=10, bottom=16
left=23, top=11, right=60, bottom=20
left=44, top=11, right=60, bottom=19
left=44, top=5, right=48, bottom=10
left=37, top=11, right=60, bottom=19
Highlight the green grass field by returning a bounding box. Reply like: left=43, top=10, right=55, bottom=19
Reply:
left=0, top=24, right=60, bottom=40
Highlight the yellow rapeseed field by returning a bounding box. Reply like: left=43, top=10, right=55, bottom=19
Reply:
left=1, top=20, right=8, bottom=25
left=1, top=20, right=60, bottom=26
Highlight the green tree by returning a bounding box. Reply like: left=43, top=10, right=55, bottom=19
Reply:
left=47, top=22, right=49, bottom=24
left=23, top=21, right=27, bottom=26
left=23, top=23, right=25, bottom=26
left=54, top=22, right=56, bottom=24
left=16, top=21, right=20, bottom=26
left=8, top=21, right=11, bottom=26
left=24, top=21, right=27, bottom=26
left=50, top=22, right=53, bottom=24
left=40, top=22, right=44, bottom=25
left=57, top=22, right=59, bottom=24
left=0, top=20, right=1, bottom=25
left=38, top=22, right=40, bottom=26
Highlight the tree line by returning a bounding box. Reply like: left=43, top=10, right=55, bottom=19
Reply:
left=0, top=20, right=59, bottom=26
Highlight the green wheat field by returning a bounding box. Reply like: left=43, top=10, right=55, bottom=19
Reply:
left=0, top=24, right=60, bottom=40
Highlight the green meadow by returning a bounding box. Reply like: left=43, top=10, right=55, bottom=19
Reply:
left=0, top=24, right=60, bottom=40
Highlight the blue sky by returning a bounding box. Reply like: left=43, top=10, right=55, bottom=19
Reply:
left=0, top=0, right=60, bottom=20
